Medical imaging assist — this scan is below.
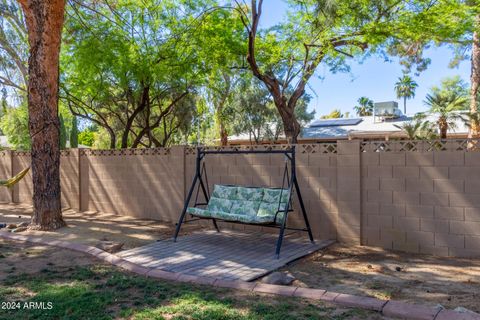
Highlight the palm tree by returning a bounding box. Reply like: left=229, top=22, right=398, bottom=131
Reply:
left=354, top=97, right=374, bottom=116
left=422, top=91, right=468, bottom=139
left=395, top=75, right=418, bottom=114
left=394, top=118, right=437, bottom=140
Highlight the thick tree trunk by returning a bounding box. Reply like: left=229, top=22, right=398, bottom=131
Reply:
left=404, top=97, right=407, bottom=115
left=469, top=14, right=480, bottom=139
left=275, top=99, right=300, bottom=144
left=19, top=0, right=66, bottom=230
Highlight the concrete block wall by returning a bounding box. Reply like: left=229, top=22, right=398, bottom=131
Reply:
left=361, top=141, right=480, bottom=257
left=12, top=152, right=33, bottom=204
left=2, top=139, right=480, bottom=257
left=3, top=147, right=184, bottom=220
left=337, top=141, right=361, bottom=244
left=10, top=150, right=80, bottom=209
left=79, top=147, right=184, bottom=221
left=0, top=151, right=12, bottom=202
left=60, top=149, right=80, bottom=210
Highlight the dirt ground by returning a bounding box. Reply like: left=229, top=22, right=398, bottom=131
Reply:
left=283, top=244, right=480, bottom=312
left=2, top=204, right=480, bottom=313
left=0, top=238, right=97, bottom=281
left=0, top=203, right=202, bottom=249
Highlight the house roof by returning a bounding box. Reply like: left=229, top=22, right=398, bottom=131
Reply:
left=226, top=112, right=470, bottom=144
left=302, top=113, right=469, bottom=139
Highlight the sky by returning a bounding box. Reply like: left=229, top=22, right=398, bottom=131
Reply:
left=259, top=0, right=471, bottom=118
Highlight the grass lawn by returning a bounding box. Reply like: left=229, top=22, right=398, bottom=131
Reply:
left=0, top=240, right=385, bottom=320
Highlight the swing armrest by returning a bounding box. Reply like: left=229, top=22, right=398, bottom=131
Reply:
left=193, top=202, right=208, bottom=207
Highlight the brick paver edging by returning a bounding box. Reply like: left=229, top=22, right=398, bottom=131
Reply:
left=1, top=231, right=479, bottom=320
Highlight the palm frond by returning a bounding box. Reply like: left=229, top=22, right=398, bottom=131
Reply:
left=0, top=167, right=30, bottom=188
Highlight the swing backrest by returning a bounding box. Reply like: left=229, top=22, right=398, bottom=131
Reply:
left=206, top=184, right=290, bottom=223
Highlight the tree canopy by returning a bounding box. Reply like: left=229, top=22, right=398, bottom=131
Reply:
left=1, top=0, right=479, bottom=149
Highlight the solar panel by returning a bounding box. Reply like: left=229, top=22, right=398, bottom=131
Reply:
left=309, top=118, right=363, bottom=127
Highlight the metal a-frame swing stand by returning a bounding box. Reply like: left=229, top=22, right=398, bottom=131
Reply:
left=173, top=146, right=314, bottom=258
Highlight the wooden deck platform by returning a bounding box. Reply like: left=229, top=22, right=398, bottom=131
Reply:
left=117, top=230, right=334, bottom=281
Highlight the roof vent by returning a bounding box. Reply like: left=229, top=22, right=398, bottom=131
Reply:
left=373, top=101, right=402, bottom=122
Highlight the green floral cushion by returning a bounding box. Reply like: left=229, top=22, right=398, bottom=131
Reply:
left=187, top=185, right=290, bottom=225
left=187, top=207, right=211, bottom=217
left=187, top=208, right=285, bottom=224
left=262, top=188, right=290, bottom=204
left=206, top=210, right=233, bottom=220
left=236, top=187, right=264, bottom=201
left=258, top=202, right=287, bottom=219
left=211, top=185, right=237, bottom=199
left=231, top=200, right=261, bottom=216
left=208, top=197, right=233, bottom=212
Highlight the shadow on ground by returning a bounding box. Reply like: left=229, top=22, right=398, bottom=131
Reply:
left=282, top=244, right=480, bottom=312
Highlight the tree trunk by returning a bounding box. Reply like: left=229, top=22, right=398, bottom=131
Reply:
left=121, top=85, right=149, bottom=148
left=19, top=0, right=66, bottom=230
left=469, top=14, right=480, bottom=139
left=216, top=100, right=228, bottom=146
left=220, top=123, right=228, bottom=146
left=404, top=97, right=407, bottom=115
left=275, top=99, right=300, bottom=144
left=107, top=128, right=116, bottom=149
left=439, top=116, right=448, bottom=139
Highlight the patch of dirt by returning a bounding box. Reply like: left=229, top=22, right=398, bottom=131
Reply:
left=0, top=239, right=97, bottom=281
left=282, top=244, right=480, bottom=312
left=0, top=204, right=202, bottom=250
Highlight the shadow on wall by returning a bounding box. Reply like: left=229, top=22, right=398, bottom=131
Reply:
left=84, top=149, right=184, bottom=222
left=361, top=144, right=480, bottom=258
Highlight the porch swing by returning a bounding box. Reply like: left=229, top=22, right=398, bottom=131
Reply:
left=173, top=146, right=314, bottom=258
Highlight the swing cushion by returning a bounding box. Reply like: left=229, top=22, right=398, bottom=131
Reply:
left=186, top=184, right=290, bottom=224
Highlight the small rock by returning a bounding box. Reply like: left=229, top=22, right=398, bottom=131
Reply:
left=6, top=224, right=17, bottom=229
left=395, top=266, right=402, bottom=272
left=454, top=307, right=479, bottom=315
left=261, top=272, right=296, bottom=285
left=17, top=222, right=29, bottom=228
left=97, top=241, right=124, bottom=253
left=367, top=264, right=373, bottom=269
left=12, top=227, right=27, bottom=233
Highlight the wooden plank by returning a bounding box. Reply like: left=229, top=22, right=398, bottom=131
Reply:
left=118, top=230, right=334, bottom=281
